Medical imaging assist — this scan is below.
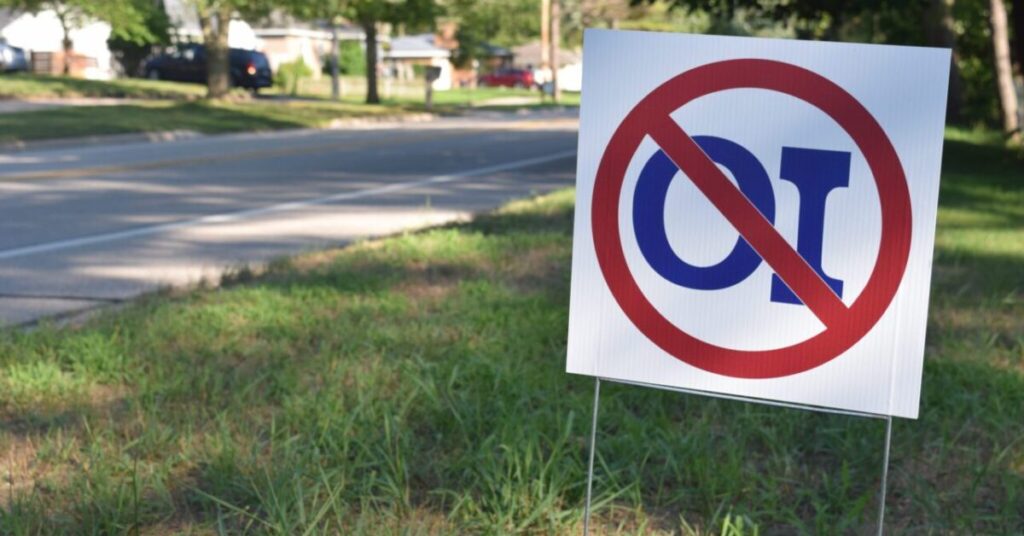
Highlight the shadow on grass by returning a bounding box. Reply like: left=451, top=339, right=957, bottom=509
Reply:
left=938, top=137, right=1023, bottom=221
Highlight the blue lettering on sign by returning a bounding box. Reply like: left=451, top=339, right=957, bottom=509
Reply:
left=633, top=137, right=850, bottom=305
left=770, top=147, right=850, bottom=304
left=634, top=136, right=775, bottom=290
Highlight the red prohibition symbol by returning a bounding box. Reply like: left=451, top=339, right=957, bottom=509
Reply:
left=592, top=59, right=912, bottom=379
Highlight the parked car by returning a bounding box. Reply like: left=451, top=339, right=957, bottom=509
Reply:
left=478, top=68, right=535, bottom=89
left=0, top=40, right=29, bottom=73
left=144, top=44, right=272, bottom=91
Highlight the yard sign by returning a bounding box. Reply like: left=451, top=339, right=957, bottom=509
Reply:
left=567, top=29, right=950, bottom=418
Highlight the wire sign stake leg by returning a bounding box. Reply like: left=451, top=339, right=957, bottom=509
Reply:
left=583, top=378, right=601, bottom=535
left=877, top=415, right=893, bottom=536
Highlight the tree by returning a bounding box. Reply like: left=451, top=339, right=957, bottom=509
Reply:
left=926, top=0, right=964, bottom=122
left=283, top=0, right=347, bottom=100
left=1014, top=0, right=1024, bottom=75
left=449, top=0, right=539, bottom=93
left=549, top=0, right=560, bottom=102
left=562, top=0, right=630, bottom=45
left=108, top=0, right=171, bottom=77
left=0, top=0, right=150, bottom=75
left=990, top=0, right=1021, bottom=138
left=347, top=0, right=438, bottom=104
left=658, top=0, right=1016, bottom=127
left=449, top=0, right=539, bottom=67
left=186, top=0, right=271, bottom=99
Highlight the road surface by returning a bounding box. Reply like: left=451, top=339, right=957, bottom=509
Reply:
left=0, top=110, right=578, bottom=327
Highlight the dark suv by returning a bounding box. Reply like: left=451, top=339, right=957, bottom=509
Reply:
left=144, top=44, right=272, bottom=91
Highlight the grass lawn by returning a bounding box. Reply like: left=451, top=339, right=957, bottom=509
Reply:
left=0, top=89, right=576, bottom=145
left=0, top=128, right=1021, bottom=534
left=0, top=99, right=420, bottom=144
left=391, top=87, right=580, bottom=109
left=265, top=75, right=582, bottom=109
left=0, top=74, right=207, bottom=100
left=0, top=74, right=579, bottom=144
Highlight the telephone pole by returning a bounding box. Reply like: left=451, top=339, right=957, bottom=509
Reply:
left=549, top=0, right=561, bottom=103
left=541, top=0, right=550, bottom=72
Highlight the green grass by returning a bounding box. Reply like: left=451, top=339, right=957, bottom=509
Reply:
left=384, top=86, right=581, bottom=110
left=0, top=99, right=420, bottom=144
left=0, top=74, right=579, bottom=144
left=0, top=74, right=208, bottom=100
left=0, top=86, right=576, bottom=144
left=0, top=127, right=1021, bottom=534
left=263, top=75, right=582, bottom=109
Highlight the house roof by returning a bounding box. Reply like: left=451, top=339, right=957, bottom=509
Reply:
left=0, top=8, right=21, bottom=31
left=163, top=0, right=200, bottom=33
left=385, top=33, right=449, bottom=59
left=511, top=41, right=580, bottom=68
left=248, top=10, right=367, bottom=42
left=252, top=26, right=364, bottom=42
left=483, top=43, right=513, bottom=58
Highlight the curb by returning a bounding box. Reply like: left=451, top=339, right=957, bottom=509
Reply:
left=0, top=130, right=204, bottom=154
left=0, top=112, right=441, bottom=154
left=325, top=112, right=436, bottom=129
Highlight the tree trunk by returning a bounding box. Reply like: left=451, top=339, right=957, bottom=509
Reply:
left=200, top=6, right=233, bottom=100
left=61, top=35, right=73, bottom=76
left=331, top=23, right=341, bottom=101
left=1013, top=0, right=1024, bottom=74
left=824, top=10, right=843, bottom=41
left=550, top=0, right=561, bottom=103
left=926, top=0, right=964, bottom=123
left=1012, top=0, right=1024, bottom=109
left=56, top=11, right=72, bottom=76
left=363, top=21, right=380, bottom=105
left=991, top=0, right=1020, bottom=137
left=540, top=0, right=550, bottom=71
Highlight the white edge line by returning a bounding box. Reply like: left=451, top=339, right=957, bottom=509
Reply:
left=0, top=150, right=577, bottom=261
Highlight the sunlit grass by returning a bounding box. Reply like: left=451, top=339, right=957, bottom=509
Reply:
left=0, top=129, right=1021, bottom=534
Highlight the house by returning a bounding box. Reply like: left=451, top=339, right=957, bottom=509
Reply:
left=0, top=8, right=113, bottom=79
left=162, top=0, right=259, bottom=50
left=384, top=33, right=453, bottom=91
left=249, top=12, right=366, bottom=77
left=164, top=5, right=371, bottom=79
left=511, top=41, right=582, bottom=92
left=255, top=25, right=366, bottom=78
left=381, top=23, right=520, bottom=91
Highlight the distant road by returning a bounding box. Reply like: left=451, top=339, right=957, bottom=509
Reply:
left=0, top=110, right=579, bottom=326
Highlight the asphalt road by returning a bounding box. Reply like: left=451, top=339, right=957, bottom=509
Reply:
left=0, top=110, right=579, bottom=327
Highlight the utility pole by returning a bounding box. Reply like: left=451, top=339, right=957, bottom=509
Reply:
left=541, top=0, right=550, bottom=72
left=330, top=21, right=342, bottom=101
left=550, top=0, right=561, bottom=103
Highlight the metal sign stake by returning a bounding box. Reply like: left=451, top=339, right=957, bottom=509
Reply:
left=581, top=378, right=896, bottom=535
left=583, top=377, right=600, bottom=535
left=876, top=415, right=893, bottom=535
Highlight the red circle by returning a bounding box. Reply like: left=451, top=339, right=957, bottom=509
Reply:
left=592, top=59, right=912, bottom=379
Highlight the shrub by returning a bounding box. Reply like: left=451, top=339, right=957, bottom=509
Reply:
left=339, top=41, right=366, bottom=76
left=276, top=57, right=313, bottom=96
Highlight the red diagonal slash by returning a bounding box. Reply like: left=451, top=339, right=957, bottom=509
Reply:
left=647, top=117, right=848, bottom=327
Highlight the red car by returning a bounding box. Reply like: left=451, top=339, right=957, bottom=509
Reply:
left=479, top=68, right=535, bottom=88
